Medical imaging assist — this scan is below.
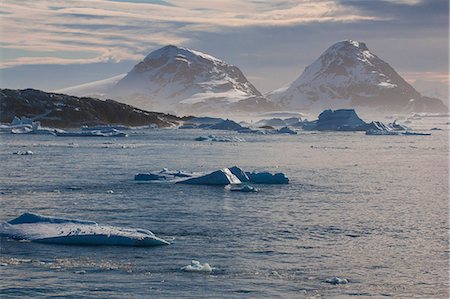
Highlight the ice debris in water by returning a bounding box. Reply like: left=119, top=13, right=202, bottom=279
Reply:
left=181, top=260, right=213, bottom=273
left=325, top=277, right=349, bottom=285
left=0, top=212, right=169, bottom=247
left=13, top=150, right=33, bottom=155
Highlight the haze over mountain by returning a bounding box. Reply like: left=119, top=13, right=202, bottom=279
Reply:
left=267, top=40, right=448, bottom=114
left=59, top=45, right=276, bottom=115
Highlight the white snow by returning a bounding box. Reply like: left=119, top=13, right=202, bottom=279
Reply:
left=266, top=40, right=416, bottom=113
left=57, top=45, right=266, bottom=114
left=0, top=213, right=169, bottom=247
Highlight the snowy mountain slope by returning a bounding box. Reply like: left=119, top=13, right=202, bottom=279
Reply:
left=111, top=45, right=276, bottom=114
left=57, top=74, right=126, bottom=98
left=59, top=46, right=276, bottom=115
left=267, top=40, right=447, bottom=114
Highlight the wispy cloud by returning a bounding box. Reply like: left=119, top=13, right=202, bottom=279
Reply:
left=0, top=0, right=377, bottom=68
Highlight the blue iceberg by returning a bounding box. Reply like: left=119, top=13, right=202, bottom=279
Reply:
left=229, top=166, right=250, bottom=182
left=178, top=168, right=241, bottom=185
left=246, top=171, right=289, bottom=184
left=0, top=213, right=169, bottom=246
left=134, top=167, right=290, bottom=185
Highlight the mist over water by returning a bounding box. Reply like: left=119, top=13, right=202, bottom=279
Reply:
left=0, top=117, right=448, bottom=298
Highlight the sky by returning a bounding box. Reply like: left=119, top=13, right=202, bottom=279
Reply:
left=0, top=0, right=448, bottom=98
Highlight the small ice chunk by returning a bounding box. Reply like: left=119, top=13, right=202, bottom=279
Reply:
left=13, top=150, right=33, bottom=155
left=229, top=185, right=258, bottom=192
left=134, top=173, right=167, bottom=181
left=181, top=260, right=213, bottom=273
left=325, top=277, right=349, bottom=285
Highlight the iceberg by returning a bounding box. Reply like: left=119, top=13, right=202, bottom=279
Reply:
left=276, top=127, right=297, bottom=135
left=313, top=109, right=365, bottom=131
left=208, top=119, right=243, bottom=131
left=246, top=171, right=289, bottom=184
left=229, top=166, right=250, bottom=182
left=195, top=135, right=245, bottom=142
left=13, top=150, right=33, bottom=155
left=0, top=213, right=169, bottom=246
left=134, top=167, right=290, bottom=186
left=325, top=277, right=349, bottom=285
left=181, top=260, right=213, bottom=273
left=178, top=168, right=241, bottom=185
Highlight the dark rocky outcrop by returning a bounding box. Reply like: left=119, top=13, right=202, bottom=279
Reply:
left=0, top=88, right=189, bottom=128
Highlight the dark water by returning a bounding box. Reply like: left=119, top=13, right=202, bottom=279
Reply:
left=0, top=119, right=448, bottom=298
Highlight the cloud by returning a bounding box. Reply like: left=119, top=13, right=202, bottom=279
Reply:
left=0, top=0, right=377, bottom=68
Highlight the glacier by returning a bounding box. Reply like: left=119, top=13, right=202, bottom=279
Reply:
left=0, top=213, right=169, bottom=246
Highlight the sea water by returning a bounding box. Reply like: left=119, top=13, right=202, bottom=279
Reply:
left=0, top=118, right=448, bottom=298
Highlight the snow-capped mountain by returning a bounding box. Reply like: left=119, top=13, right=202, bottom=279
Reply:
left=59, top=45, right=275, bottom=115
left=267, top=40, right=447, bottom=114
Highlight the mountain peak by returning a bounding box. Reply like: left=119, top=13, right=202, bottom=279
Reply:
left=329, top=40, right=369, bottom=52
left=139, top=45, right=224, bottom=71
left=267, top=40, right=448, bottom=114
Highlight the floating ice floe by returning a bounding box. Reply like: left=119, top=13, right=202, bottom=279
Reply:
left=228, top=185, right=258, bottom=192
left=0, top=213, right=169, bottom=246
left=55, top=128, right=127, bottom=137
left=195, top=135, right=245, bottom=142
left=10, top=121, right=65, bottom=135
left=81, top=124, right=130, bottom=131
left=325, top=277, right=349, bottom=285
left=134, top=166, right=289, bottom=185
left=13, top=150, right=33, bottom=155
left=366, top=130, right=431, bottom=136
left=181, top=260, right=213, bottom=273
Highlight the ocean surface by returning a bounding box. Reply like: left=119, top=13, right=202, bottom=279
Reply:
left=0, top=117, right=448, bottom=298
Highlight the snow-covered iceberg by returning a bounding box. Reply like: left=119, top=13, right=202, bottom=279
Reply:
left=10, top=122, right=65, bottom=135
left=178, top=168, right=241, bottom=185
left=0, top=213, right=169, bottom=246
